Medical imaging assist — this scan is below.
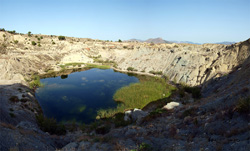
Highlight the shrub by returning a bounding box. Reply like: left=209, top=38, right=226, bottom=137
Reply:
left=36, top=114, right=66, bottom=135
left=52, top=41, right=55, bottom=44
left=28, top=31, right=32, bottom=37
left=31, top=41, right=36, bottom=46
left=235, top=97, right=250, bottom=113
left=3, top=34, right=6, bottom=38
left=37, top=37, right=40, bottom=41
left=14, top=40, right=18, bottom=44
left=0, top=28, right=5, bottom=31
left=149, top=71, right=162, bottom=75
left=58, top=36, right=66, bottom=40
left=40, top=36, right=43, bottom=39
left=118, top=39, right=122, bottom=42
left=38, top=43, right=41, bottom=47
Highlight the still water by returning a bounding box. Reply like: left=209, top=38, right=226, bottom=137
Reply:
left=35, top=68, right=139, bottom=124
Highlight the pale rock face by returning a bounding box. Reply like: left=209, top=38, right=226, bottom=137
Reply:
left=163, top=102, right=182, bottom=110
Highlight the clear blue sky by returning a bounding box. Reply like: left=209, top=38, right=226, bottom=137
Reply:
left=1, top=0, right=249, bottom=43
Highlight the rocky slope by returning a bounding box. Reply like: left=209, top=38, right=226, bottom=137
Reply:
left=0, top=31, right=249, bottom=150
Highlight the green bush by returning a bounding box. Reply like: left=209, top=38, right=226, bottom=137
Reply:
left=58, top=36, right=66, bottom=40
left=31, top=41, right=36, bottom=46
left=0, top=28, right=5, bottom=31
left=52, top=41, right=55, bottom=44
left=14, top=40, right=18, bottom=44
left=36, top=114, right=66, bottom=135
left=118, top=39, right=122, bottom=42
left=38, top=43, right=41, bottom=47
left=127, top=67, right=135, bottom=71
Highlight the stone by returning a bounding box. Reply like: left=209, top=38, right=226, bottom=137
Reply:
left=162, top=102, right=182, bottom=110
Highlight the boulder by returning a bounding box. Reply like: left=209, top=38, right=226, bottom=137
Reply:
left=131, top=108, right=148, bottom=124
left=162, top=102, right=182, bottom=110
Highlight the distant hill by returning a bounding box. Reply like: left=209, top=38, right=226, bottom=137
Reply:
left=126, top=38, right=201, bottom=44
left=170, top=40, right=200, bottom=45
left=126, top=37, right=172, bottom=44
left=126, top=39, right=143, bottom=42
left=215, top=41, right=236, bottom=45
left=145, top=38, right=172, bottom=44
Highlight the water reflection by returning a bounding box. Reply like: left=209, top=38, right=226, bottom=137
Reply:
left=36, top=68, right=139, bottom=124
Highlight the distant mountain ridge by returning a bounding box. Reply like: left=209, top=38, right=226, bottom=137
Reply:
left=126, top=38, right=236, bottom=45
left=215, top=41, right=236, bottom=45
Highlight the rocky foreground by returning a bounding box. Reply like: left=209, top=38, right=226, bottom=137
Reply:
left=0, top=31, right=249, bottom=150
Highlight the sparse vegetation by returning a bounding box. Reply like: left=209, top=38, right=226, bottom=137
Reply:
left=7, top=30, right=16, bottom=34
left=36, top=114, right=66, bottom=135
left=235, top=97, right=250, bottom=113
left=0, top=43, right=7, bottom=54
left=58, top=36, right=66, bottom=40
left=85, top=63, right=110, bottom=69
left=29, top=75, right=42, bottom=88
left=118, top=39, right=122, bottom=42
left=13, top=40, right=18, bottom=44
left=181, top=107, right=197, bottom=118
left=137, top=142, right=153, bottom=151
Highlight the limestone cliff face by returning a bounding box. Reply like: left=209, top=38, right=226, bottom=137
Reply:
left=0, top=31, right=249, bottom=86
left=99, top=39, right=250, bottom=85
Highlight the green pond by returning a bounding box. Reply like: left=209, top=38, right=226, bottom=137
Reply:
left=35, top=68, right=139, bottom=124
